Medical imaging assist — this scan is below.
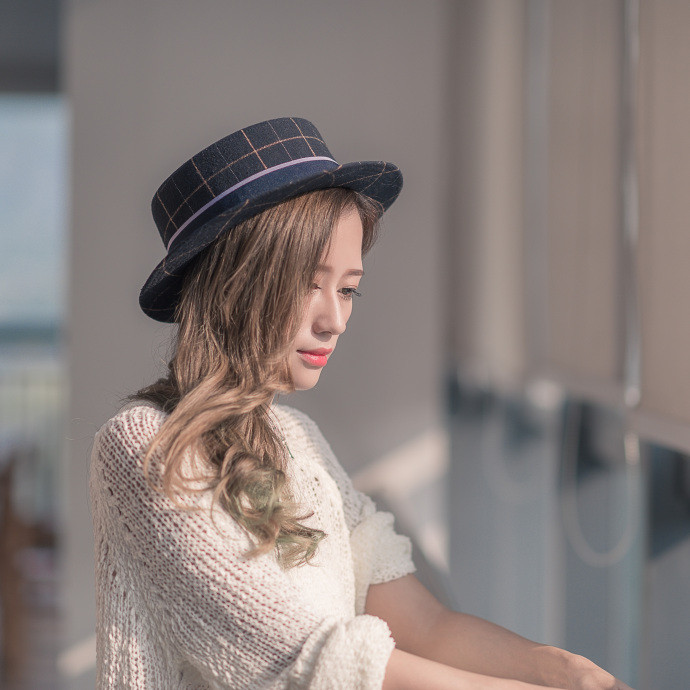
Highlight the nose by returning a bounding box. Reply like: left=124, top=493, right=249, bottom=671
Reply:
left=312, top=290, right=349, bottom=336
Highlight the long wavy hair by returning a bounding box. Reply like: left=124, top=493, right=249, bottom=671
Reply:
left=127, top=188, right=380, bottom=568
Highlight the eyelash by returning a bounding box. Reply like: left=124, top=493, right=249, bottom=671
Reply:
left=340, top=287, right=362, bottom=300
left=311, top=285, right=362, bottom=300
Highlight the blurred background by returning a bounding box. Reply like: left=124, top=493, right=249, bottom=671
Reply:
left=1, top=0, right=689, bottom=688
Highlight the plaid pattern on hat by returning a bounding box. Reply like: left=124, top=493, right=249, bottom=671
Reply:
left=140, top=117, right=402, bottom=322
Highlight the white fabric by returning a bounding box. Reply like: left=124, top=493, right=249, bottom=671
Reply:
left=89, top=401, right=415, bottom=689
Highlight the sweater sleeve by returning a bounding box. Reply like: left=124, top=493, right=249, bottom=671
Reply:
left=90, top=405, right=395, bottom=690
left=278, top=407, right=416, bottom=615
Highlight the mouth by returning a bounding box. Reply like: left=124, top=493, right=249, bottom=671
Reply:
left=297, top=348, right=333, bottom=367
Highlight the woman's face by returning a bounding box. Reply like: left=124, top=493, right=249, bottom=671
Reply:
left=288, top=207, right=364, bottom=391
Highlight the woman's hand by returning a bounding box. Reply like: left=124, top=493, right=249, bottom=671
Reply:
left=564, top=653, right=634, bottom=690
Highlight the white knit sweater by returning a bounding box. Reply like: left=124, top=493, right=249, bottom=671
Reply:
left=89, top=401, right=415, bottom=689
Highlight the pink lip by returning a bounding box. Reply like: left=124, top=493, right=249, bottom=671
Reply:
left=297, top=348, right=333, bottom=367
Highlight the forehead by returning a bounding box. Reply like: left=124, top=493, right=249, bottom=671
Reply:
left=319, top=208, right=364, bottom=268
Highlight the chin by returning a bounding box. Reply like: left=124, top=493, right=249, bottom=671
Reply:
left=290, top=366, right=323, bottom=391
left=292, top=374, right=322, bottom=391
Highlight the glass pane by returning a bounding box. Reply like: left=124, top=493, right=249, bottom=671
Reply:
left=559, top=401, right=644, bottom=687
left=643, top=444, right=690, bottom=688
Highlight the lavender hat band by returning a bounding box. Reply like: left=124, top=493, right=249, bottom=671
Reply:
left=166, top=156, right=338, bottom=252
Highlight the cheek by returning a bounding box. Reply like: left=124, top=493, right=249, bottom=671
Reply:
left=345, top=294, right=356, bottom=317
left=288, top=298, right=312, bottom=343
left=298, top=292, right=330, bottom=336
left=298, top=295, right=317, bottom=330
left=344, top=303, right=354, bottom=327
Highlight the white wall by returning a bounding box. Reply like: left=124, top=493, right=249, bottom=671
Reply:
left=62, top=1, right=447, bottom=685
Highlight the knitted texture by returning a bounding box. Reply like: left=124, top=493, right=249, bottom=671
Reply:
left=89, top=401, right=415, bottom=689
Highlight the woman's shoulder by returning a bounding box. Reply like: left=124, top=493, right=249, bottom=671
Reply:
left=93, top=399, right=169, bottom=457
left=95, top=399, right=329, bottom=464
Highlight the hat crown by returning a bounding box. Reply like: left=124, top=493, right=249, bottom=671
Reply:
left=151, top=117, right=335, bottom=248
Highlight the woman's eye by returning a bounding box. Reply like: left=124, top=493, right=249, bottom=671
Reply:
left=340, top=287, right=362, bottom=300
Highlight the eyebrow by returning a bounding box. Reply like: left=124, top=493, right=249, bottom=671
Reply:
left=316, top=265, right=364, bottom=277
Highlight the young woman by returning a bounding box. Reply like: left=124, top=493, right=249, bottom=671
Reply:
left=90, top=117, right=633, bottom=689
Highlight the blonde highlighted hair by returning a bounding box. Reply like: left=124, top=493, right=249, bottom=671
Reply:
left=127, top=188, right=380, bottom=567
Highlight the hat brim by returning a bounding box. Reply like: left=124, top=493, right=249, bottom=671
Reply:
left=139, top=160, right=402, bottom=322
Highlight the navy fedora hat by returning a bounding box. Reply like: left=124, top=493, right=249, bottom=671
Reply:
left=139, top=116, right=403, bottom=322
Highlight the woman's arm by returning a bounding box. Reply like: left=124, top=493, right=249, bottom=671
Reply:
left=366, top=575, right=634, bottom=690
left=383, top=648, right=561, bottom=690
